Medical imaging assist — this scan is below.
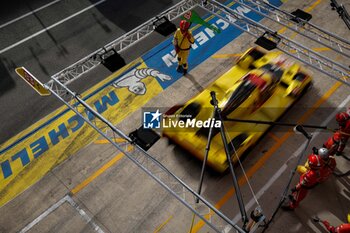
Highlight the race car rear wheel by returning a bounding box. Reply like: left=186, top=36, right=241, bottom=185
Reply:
left=291, top=81, right=312, bottom=98
left=236, top=48, right=265, bottom=69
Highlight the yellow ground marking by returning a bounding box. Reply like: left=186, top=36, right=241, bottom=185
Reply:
left=211, top=53, right=242, bottom=58
left=305, top=0, right=322, bottom=12
left=312, top=47, right=331, bottom=52
left=94, top=138, right=126, bottom=144
left=278, top=24, right=289, bottom=34
left=191, top=81, right=342, bottom=232
left=0, top=58, right=167, bottom=207
left=92, top=139, right=175, bottom=233
left=153, top=215, right=173, bottom=233
left=213, top=0, right=325, bottom=59
left=186, top=1, right=331, bottom=230
left=278, top=0, right=322, bottom=34
left=70, top=147, right=132, bottom=195
left=267, top=132, right=280, bottom=142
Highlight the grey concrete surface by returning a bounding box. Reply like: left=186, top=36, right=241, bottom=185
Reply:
left=0, top=0, right=182, bottom=144
left=0, top=0, right=350, bottom=233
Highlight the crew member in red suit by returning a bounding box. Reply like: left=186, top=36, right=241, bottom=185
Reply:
left=324, top=132, right=342, bottom=156
left=282, top=154, right=323, bottom=210
left=335, top=112, right=350, bottom=155
left=173, top=20, right=194, bottom=75
left=321, top=221, right=350, bottom=233
left=317, top=148, right=336, bottom=183
left=297, top=147, right=330, bottom=174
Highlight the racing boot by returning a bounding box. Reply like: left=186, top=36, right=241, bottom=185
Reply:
left=176, top=65, right=183, bottom=73
left=281, top=195, right=296, bottom=211
left=281, top=202, right=295, bottom=211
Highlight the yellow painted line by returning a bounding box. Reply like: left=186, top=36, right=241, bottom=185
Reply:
left=305, top=0, right=322, bottom=12
left=191, top=81, right=342, bottom=231
left=192, top=1, right=332, bottom=230
left=288, top=0, right=323, bottom=37
left=277, top=24, right=288, bottom=34
left=211, top=53, right=242, bottom=58
left=0, top=58, right=164, bottom=207
left=267, top=132, right=280, bottom=142
left=278, top=0, right=322, bottom=34
left=94, top=138, right=126, bottom=144
left=153, top=215, right=173, bottom=233
left=312, top=47, right=331, bottom=52
left=193, top=1, right=333, bottom=230
left=297, top=82, right=342, bottom=124
left=70, top=147, right=132, bottom=195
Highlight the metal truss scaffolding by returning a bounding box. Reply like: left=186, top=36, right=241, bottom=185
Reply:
left=198, top=0, right=350, bottom=86
left=238, top=0, right=350, bottom=58
left=45, top=77, right=246, bottom=233
left=50, top=0, right=350, bottom=88
left=41, top=0, right=350, bottom=232
left=48, top=0, right=199, bottom=86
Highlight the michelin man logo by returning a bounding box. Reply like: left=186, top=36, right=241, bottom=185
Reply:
left=112, top=68, right=171, bottom=95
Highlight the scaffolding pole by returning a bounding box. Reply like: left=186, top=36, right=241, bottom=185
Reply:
left=198, top=0, right=350, bottom=86
left=44, top=78, right=246, bottom=233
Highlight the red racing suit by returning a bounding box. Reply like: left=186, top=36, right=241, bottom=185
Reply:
left=288, top=169, right=322, bottom=209
left=324, top=132, right=342, bottom=156
left=322, top=220, right=350, bottom=233
left=319, top=156, right=336, bottom=183
left=338, top=118, right=350, bottom=153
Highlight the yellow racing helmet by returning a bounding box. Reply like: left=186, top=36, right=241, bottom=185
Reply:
left=347, top=213, right=350, bottom=223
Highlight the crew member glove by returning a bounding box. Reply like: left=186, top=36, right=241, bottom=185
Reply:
left=174, top=45, right=180, bottom=53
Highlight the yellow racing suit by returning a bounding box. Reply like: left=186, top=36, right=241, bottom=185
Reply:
left=173, top=28, right=195, bottom=70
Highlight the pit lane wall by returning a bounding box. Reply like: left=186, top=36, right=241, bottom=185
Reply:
left=0, top=0, right=283, bottom=207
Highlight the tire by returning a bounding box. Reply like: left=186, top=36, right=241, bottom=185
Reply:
left=237, top=48, right=265, bottom=69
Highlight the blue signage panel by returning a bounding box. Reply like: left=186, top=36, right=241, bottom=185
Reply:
left=143, top=0, right=283, bottom=89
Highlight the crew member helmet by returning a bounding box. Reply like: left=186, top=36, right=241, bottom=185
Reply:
left=180, top=20, right=190, bottom=31
left=308, top=154, right=323, bottom=169
left=318, top=148, right=329, bottom=159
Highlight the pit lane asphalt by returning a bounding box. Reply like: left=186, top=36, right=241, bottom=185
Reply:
left=0, top=0, right=182, bottom=145
left=0, top=0, right=350, bottom=232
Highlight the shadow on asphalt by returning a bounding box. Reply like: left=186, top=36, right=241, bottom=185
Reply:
left=0, top=57, right=16, bottom=96
left=184, top=73, right=204, bottom=93
left=89, top=0, right=177, bottom=32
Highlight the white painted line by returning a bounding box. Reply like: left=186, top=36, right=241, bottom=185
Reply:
left=222, top=94, right=350, bottom=233
left=0, top=0, right=107, bottom=55
left=0, top=0, right=63, bottom=29
left=288, top=94, right=350, bottom=161
left=17, top=95, right=350, bottom=233
left=223, top=164, right=288, bottom=233
left=66, top=196, right=105, bottom=233
left=19, top=195, right=69, bottom=233
left=19, top=195, right=105, bottom=233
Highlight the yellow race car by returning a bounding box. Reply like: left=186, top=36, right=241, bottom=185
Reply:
left=162, top=47, right=312, bottom=172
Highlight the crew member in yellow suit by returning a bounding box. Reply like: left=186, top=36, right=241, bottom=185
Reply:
left=173, top=20, right=195, bottom=75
